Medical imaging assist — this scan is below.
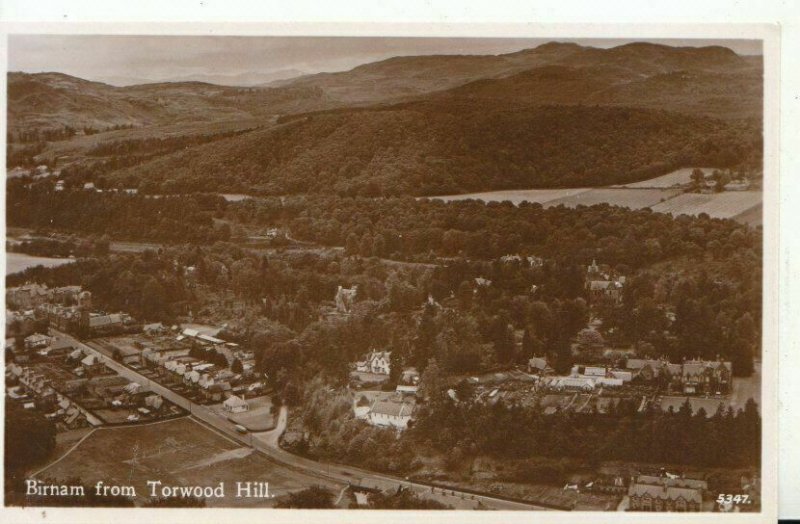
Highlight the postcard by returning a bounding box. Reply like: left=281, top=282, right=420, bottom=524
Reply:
left=1, top=21, right=780, bottom=523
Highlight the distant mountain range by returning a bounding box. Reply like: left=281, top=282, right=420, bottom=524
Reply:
left=7, top=41, right=762, bottom=196
left=95, top=69, right=307, bottom=88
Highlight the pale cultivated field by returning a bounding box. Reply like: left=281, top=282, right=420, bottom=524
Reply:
left=544, top=188, right=680, bottom=209
left=430, top=188, right=590, bottom=206
left=611, top=167, right=715, bottom=188
left=430, top=188, right=679, bottom=210
left=429, top=168, right=762, bottom=226
left=650, top=191, right=762, bottom=220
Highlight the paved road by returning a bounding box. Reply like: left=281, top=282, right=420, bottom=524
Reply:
left=53, top=329, right=551, bottom=511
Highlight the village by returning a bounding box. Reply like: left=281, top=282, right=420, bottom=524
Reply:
left=5, top=282, right=273, bottom=435
left=4, top=253, right=760, bottom=512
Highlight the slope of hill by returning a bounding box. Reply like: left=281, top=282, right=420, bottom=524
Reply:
left=436, top=64, right=761, bottom=120
left=278, top=41, right=760, bottom=114
left=6, top=72, right=332, bottom=139
left=108, top=100, right=760, bottom=196
left=8, top=41, right=760, bottom=142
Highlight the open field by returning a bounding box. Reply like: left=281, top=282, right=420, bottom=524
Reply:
left=611, top=167, right=715, bottom=188
left=428, top=167, right=762, bottom=226
left=732, top=202, right=763, bottom=227
left=650, top=191, right=762, bottom=220
left=429, top=187, right=679, bottom=210
left=36, top=417, right=343, bottom=507
left=544, top=188, right=680, bottom=209
left=431, top=188, right=590, bottom=206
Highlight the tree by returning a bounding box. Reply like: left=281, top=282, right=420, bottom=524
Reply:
left=491, top=316, right=515, bottom=364
left=690, top=168, right=705, bottom=188
left=345, top=233, right=359, bottom=256
left=231, top=357, right=243, bottom=374
left=275, top=486, right=334, bottom=508
left=5, top=402, right=56, bottom=474
left=418, top=358, right=444, bottom=404
left=388, top=350, right=403, bottom=385
left=553, top=336, right=573, bottom=375
left=413, top=303, right=437, bottom=370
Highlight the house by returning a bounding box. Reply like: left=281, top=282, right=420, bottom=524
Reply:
left=474, top=277, right=492, bottom=288
left=681, top=359, right=732, bottom=394
left=43, top=337, right=74, bottom=357
left=80, top=354, right=101, bottom=372
left=587, top=280, right=624, bottom=304
left=335, top=285, right=358, bottom=313
left=85, top=312, right=132, bottom=334
left=143, top=323, right=164, bottom=335
left=528, top=357, right=554, bottom=375
left=7, top=283, right=52, bottom=309
left=24, top=333, right=51, bottom=350
left=550, top=376, right=595, bottom=392
left=356, top=350, right=391, bottom=375
left=367, top=399, right=414, bottom=430
left=223, top=395, right=249, bottom=413
left=627, top=475, right=707, bottom=512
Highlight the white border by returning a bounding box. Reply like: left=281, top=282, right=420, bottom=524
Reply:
left=0, top=20, right=782, bottom=524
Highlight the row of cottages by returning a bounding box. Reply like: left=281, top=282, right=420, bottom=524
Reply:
left=8, top=364, right=102, bottom=427
left=355, top=350, right=391, bottom=375
left=627, top=475, right=707, bottom=512
left=626, top=358, right=733, bottom=394
left=162, top=356, right=238, bottom=402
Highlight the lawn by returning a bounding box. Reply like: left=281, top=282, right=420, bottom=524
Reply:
left=36, top=417, right=343, bottom=507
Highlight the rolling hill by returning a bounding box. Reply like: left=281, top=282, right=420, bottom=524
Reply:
left=9, top=41, right=762, bottom=197
left=107, top=100, right=760, bottom=196
left=8, top=41, right=761, bottom=140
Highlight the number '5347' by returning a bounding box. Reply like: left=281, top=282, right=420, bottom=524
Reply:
left=717, top=494, right=751, bottom=505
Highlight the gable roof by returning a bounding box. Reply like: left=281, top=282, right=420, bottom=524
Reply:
left=528, top=357, right=551, bottom=371
left=629, top=483, right=702, bottom=504
left=370, top=400, right=413, bottom=418
left=223, top=394, right=247, bottom=407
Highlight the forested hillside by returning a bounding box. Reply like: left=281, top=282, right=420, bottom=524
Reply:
left=108, top=102, right=760, bottom=196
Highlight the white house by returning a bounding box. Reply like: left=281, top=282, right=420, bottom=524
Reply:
left=223, top=395, right=249, bottom=413
left=356, top=350, right=391, bottom=375
left=367, top=400, right=414, bottom=430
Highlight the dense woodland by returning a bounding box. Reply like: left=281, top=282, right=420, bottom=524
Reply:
left=8, top=189, right=761, bottom=376
left=7, top=187, right=230, bottom=244
left=289, top=375, right=760, bottom=479
left=108, top=103, right=761, bottom=196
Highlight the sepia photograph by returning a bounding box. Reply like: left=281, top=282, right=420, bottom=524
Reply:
left=1, top=22, right=778, bottom=521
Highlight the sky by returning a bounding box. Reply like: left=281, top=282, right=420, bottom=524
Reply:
left=8, top=35, right=764, bottom=86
